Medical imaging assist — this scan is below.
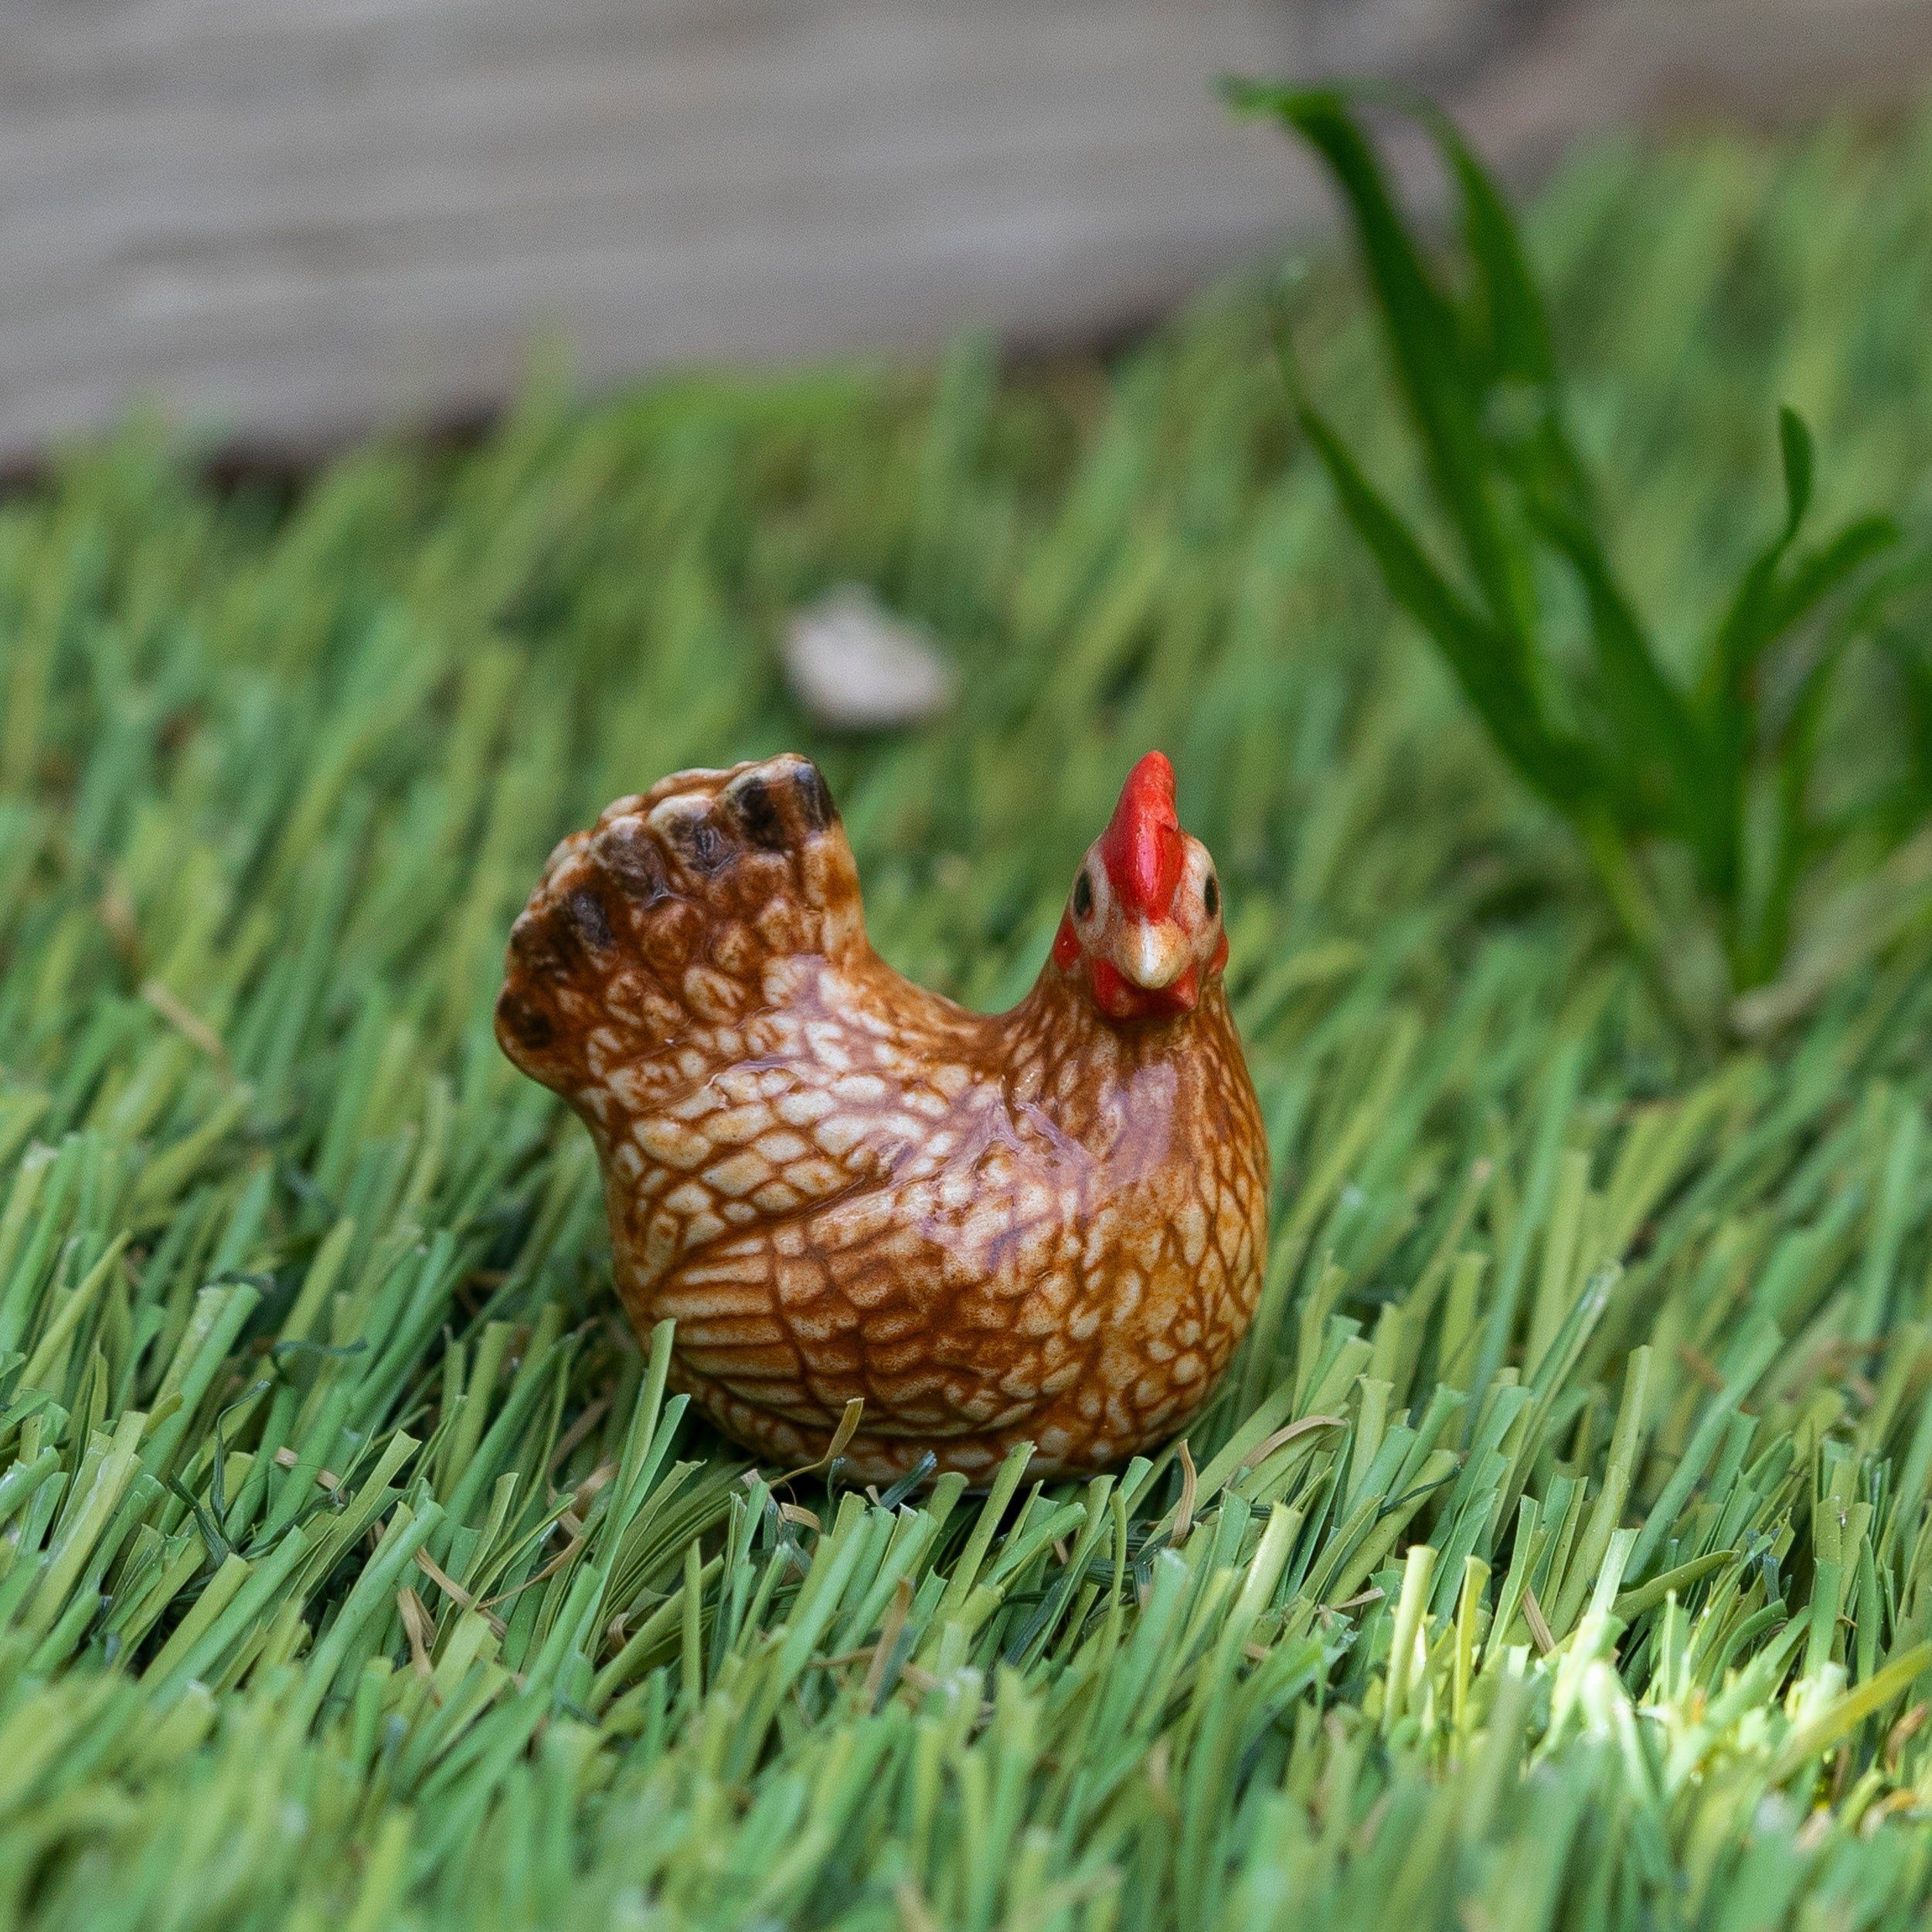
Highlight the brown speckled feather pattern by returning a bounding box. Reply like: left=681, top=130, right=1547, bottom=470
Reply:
left=497, top=753, right=1269, bottom=1484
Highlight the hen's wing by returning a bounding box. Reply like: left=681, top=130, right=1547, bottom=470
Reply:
left=497, top=755, right=999, bottom=1369
left=497, top=752, right=865, bottom=1098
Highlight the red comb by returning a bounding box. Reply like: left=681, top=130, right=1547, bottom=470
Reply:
left=1097, top=751, right=1184, bottom=920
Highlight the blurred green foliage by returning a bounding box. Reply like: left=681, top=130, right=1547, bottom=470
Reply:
left=1235, top=82, right=1932, bottom=1036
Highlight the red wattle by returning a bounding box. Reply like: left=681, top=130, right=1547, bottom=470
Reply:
left=1088, top=954, right=1199, bottom=1022
left=1053, top=911, right=1080, bottom=973
left=1090, top=958, right=1131, bottom=1016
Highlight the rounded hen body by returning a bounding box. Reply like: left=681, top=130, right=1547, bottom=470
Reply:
left=497, top=753, right=1270, bottom=1485
left=624, top=962, right=1267, bottom=1482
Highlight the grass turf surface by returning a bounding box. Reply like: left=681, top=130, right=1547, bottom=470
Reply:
left=5, top=103, right=1932, bottom=1932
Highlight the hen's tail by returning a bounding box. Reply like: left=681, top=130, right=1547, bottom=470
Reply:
left=496, top=753, right=862, bottom=1100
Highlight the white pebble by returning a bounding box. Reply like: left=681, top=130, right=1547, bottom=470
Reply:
left=781, top=586, right=956, bottom=730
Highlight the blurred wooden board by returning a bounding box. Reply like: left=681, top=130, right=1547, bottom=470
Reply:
left=3, top=0, right=1931, bottom=464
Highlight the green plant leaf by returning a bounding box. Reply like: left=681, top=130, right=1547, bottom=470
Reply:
left=1403, top=85, right=1597, bottom=526
left=1769, top=515, right=1899, bottom=640
left=1702, top=413, right=1894, bottom=729
left=1230, top=80, right=1536, bottom=655
left=1245, top=94, right=1910, bottom=1005
left=1778, top=405, right=1813, bottom=543
left=1294, top=396, right=1589, bottom=811
left=1531, top=503, right=1712, bottom=855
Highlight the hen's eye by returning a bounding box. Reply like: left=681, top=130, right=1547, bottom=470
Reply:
left=1073, top=870, right=1094, bottom=919
left=1203, top=873, right=1219, bottom=919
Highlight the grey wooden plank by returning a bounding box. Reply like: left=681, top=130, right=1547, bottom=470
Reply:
left=2, top=0, right=1930, bottom=463
left=2, top=1, right=1306, bottom=453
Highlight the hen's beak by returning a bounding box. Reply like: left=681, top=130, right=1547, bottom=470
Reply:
left=1088, top=917, right=1200, bottom=1021
left=1117, top=918, right=1192, bottom=995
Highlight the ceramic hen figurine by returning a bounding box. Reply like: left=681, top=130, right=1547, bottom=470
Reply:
left=496, top=750, right=1267, bottom=1484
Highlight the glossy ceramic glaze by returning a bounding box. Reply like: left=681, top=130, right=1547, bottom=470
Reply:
left=496, top=750, right=1269, bottom=1484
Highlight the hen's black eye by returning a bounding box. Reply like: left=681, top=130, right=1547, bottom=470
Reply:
left=1073, top=870, right=1094, bottom=919
left=1202, top=873, right=1219, bottom=919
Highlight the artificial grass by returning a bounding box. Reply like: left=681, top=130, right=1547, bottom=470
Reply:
left=3, top=99, right=1932, bottom=1930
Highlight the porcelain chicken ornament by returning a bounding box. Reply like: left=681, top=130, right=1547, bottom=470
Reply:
left=496, top=750, right=1268, bottom=1484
